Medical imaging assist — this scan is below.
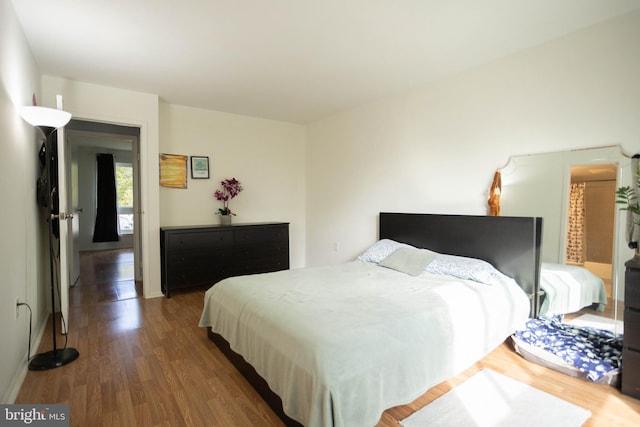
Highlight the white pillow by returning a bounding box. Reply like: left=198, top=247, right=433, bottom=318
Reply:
left=379, top=247, right=439, bottom=276
left=356, top=239, right=415, bottom=263
left=425, top=254, right=509, bottom=286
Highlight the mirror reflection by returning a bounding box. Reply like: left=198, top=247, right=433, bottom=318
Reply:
left=499, top=145, right=633, bottom=335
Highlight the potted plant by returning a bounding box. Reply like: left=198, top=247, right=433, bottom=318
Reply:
left=616, top=163, right=640, bottom=257
left=214, top=178, right=243, bottom=225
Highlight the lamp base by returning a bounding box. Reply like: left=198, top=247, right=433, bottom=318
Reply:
left=28, top=348, right=79, bottom=371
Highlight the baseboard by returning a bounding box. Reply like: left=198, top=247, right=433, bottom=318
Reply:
left=2, top=313, right=49, bottom=403
left=145, top=291, right=165, bottom=299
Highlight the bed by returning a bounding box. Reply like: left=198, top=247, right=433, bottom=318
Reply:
left=199, top=213, right=543, bottom=427
left=538, top=262, right=608, bottom=316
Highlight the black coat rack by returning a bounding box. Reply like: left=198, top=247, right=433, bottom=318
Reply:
left=20, top=106, right=79, bottom=371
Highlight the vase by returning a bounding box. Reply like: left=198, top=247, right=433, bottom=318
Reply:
left=220, top=215, right=232, bottom=226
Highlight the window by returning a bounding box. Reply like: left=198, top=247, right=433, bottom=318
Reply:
left=115, top=162, right=134, bottom=235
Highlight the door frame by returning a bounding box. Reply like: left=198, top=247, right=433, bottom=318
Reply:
left=64, top=120, right=143, bottom=291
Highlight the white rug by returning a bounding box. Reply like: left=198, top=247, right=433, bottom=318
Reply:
left=400, top=369, right=590, bottom=427
left=567, top=313, right=624, bottom=334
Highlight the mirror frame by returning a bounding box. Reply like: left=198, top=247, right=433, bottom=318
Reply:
left=500, top=145, right=634, bottom=324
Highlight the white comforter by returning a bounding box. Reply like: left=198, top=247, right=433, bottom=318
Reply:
left=199, top=261, right=530, bottom=427
left=539, top=263, right=608, bottom=316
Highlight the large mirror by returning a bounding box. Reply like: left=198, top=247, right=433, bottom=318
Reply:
left=499, top=145, right=634, bottom=334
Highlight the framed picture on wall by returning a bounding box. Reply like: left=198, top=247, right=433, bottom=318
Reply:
left=191, top=156, right=210, bottom=179
left=159, top=153, right=188, bottom=188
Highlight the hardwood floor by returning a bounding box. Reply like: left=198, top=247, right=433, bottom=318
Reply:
left=16, top=250, right=640, bottom=426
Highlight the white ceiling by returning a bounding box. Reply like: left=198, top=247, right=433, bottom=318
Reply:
left=11, top=0, right=640, bottom=124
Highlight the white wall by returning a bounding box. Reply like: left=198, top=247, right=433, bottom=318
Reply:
left=306, top=11, right=640, bottom=267
left=159, top=103, right=307, bottom=268
left=0, top=0, right=49, bottom=403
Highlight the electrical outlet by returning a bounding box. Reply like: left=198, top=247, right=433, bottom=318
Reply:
left=15, top=298, right=20, bottom=319
left=333, top=241, right=340, bottom=252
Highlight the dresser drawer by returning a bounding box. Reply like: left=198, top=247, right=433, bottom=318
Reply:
left=622, top=349, right=640, bottom=398
left=234, top=226, right=288, bottom=244
left=624, top=309, right=640, bottom=351
left=626, top=271, right=640, bottom=309
left=165, top=252, right=233, bottom=287
left=165, top=267, right=229, bottom=290
left=166, top=250, right=233, bottom=273
left=235, top=240, right=288, bottom=259
left=166, top=230, right=233, bottom=253
left=234, top=225, right=289, bottom=262
left=235, top=255, right=289, bottom=275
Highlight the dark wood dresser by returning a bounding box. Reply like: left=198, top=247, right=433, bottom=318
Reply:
left=160, top=222, right=289, bottom=297
left=622, top=258, right=640, bottom=398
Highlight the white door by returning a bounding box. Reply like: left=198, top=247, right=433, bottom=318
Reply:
left=133, top=138, right=142, bottom=281
left=71, top=145, right=81, bottom=286
left=55, top=95, right=72, bottom=335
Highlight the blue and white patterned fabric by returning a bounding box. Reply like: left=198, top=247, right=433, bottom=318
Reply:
left=514, top=315, right=622, bottom=382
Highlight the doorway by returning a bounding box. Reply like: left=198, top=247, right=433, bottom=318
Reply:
left=565, top=163, right=618, bottom=305
left=77, top=249, right=138, bottom=302
left=65, top=120, right=142, bottom=293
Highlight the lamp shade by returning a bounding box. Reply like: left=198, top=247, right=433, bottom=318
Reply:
left=19, top=106, right=72, bottom=129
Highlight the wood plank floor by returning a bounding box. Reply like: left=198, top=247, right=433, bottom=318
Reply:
left=16, top=249, right=640, bottom=426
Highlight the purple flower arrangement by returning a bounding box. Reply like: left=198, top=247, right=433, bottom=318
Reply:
left=214, top=178, right=243, bottom=216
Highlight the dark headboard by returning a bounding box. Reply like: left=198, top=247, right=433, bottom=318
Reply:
left=379, top=212, right=542, bottom=317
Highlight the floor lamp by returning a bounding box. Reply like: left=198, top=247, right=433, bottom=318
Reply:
left=20, top=105, right=80, bottom=370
